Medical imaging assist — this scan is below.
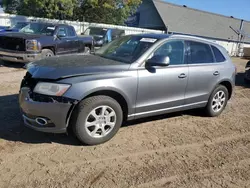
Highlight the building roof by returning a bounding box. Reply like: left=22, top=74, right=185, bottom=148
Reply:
left=152, top=0, right=250, bottom=42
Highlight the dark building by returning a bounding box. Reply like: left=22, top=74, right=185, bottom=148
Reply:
left=127, top=0, right=250, bottom=44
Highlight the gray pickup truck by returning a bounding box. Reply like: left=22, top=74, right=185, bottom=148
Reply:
left=19, top=34, right=236, bottom=145
left=0, top=22, right=94, bottom=63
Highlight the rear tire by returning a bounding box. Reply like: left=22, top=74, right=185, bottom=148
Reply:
left=205, top=85, right=229, bottom=117
left=244, top=77, right=250, bottom=84
left=41, top=49, right=54, bottom=59
left=72, top=96, right=123, bottom=145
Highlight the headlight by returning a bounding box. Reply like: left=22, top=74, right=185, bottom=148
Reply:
left=34, top=82, right=71, bottom=96
left=26, top=40, right=41, bottom=51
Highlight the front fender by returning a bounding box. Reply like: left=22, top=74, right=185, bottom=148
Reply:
left=61, top=73, right=138, bottom=115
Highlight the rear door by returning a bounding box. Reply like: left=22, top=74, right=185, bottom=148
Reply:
left=185, top=41, right=223, bottom=105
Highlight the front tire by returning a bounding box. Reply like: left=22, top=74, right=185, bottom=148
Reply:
left=205, top=85, right=229, bottom=117
left=84, top=46, right=91, bottom=54
left=41, top=49, right=54, bottom=59
left=72, top=96, right=123, bottom=145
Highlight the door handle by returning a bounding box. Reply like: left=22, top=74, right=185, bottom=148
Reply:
left=178, top=73, right=187, bottom=79
left=213, top=71, right=220, bottom=76
left=66, top=40, right=71, bottom=42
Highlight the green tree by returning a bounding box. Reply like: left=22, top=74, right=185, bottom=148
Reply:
left=3, top=0, right=142, bottom=25
left=75, top=0, right=142, bottom=25
left=17, top=0, right=77, bottom=20
left=3, top=0, right=20, bottom=14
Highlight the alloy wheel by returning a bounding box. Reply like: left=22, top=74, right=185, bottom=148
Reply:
left=212, top=90, right=226, bottom=113
left=85, top=105, right=116, bottom=138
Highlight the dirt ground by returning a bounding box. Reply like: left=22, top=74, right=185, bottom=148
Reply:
left=0, top=58, right=250, bottom=188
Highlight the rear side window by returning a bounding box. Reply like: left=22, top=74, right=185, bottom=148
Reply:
left=211, top=46, right=226, bottom=62
left=67, top=27, right=76, bottom=37
left=188, top=41, right=214, bottom=64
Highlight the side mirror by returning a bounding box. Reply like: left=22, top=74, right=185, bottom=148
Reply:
left=57, top=32, right=66, bottom=38
left=146, top=55, right=170, bottom=67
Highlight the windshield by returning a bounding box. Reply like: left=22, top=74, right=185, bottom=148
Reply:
left=95, top=35, right=158, bottom=64
left=9, top=22, right=29, bottom=30
left=20, top=23, right=56, bottom=36
left=88, top=28, right=107, bottom=36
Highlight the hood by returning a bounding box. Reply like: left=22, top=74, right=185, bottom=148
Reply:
left=28, top=55, right=130, bottom=80
left=0, top=32, right=43, bottom=39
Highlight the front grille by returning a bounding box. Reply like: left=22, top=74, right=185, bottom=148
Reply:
left=21, top=72, right=38, bottom=90
left=0, top=36, right=26, bottom=51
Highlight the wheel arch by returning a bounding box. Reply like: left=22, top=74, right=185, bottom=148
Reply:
left=217, top=79, right=234, bottom=100
left=42, top=46, right=55, bottom=55
left=85, top=90, right=129, bottom=121
left=67, top=88, right=130, bottom=130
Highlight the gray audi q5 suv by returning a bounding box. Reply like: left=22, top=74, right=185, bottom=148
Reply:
left=19, top=34, right=236, bottom=145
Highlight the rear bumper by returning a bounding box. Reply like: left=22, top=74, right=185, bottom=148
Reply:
left=19, top=87, right=73, bottom=134
left=0, top=49, right=41, bottom=63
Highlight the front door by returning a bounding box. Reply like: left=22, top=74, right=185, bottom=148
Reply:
left=136, top=40, right=188, bottom=118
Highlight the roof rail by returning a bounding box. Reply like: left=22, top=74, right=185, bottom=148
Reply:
left=170, top=34, right=217, bottom=43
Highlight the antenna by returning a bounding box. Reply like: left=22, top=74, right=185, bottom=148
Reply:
left=230, top=25, right=250, bottom=56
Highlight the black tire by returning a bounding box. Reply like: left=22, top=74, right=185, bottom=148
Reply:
left=205, top=85, right=229, bottom=117
left=72, top=95, right=123, bottom=145
left=84, top=46, right=91, bottom=54
left=244, top=77, right=250, bottom=84
left=41, top=49, right=54, bottom=59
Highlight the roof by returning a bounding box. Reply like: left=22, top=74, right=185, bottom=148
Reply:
left=152, top=0, right=250, bottom=42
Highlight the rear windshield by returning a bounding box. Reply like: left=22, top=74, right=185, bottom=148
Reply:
left=95, top=35, right=158, bottom=64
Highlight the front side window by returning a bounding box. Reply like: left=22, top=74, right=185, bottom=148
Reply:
left=152, top=40, right=184, bottom=65
left=10, top=22, right=29, bottom=30
left=57, top=27, right=68, bottom=37
left=212, top=46, right=226, bottom=62
left=187, top=41, right=214, bottom=64
left=95, top=36, right=158, bottom=64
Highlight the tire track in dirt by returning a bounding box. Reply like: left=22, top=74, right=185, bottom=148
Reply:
left=1, top=106, right=250, bottom=166
left=135, top=158, right=250, bottom=188
left=2, top=131, right=249, bottom=188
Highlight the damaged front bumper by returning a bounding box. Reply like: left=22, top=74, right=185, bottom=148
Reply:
left=19, top=87, right=77, bottom=133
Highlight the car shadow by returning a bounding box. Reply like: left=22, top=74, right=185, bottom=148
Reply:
left=0, top=60, right=26, bottom=69
left=235, top=72, right=250, bottom=88
left=0, top=94, right=205, bottom=146
left=0, top=94, right=83, bottom=146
